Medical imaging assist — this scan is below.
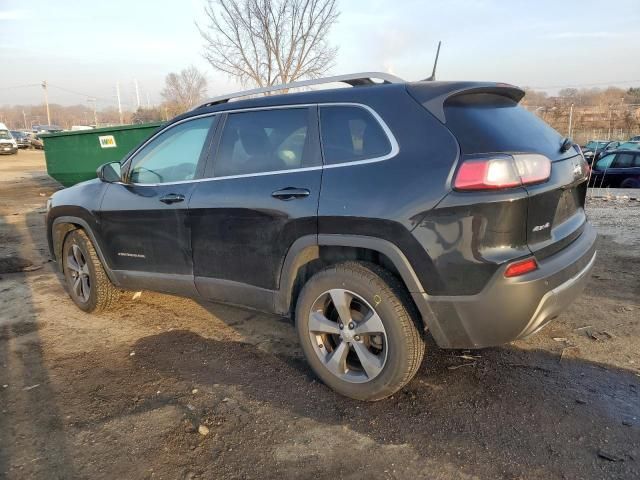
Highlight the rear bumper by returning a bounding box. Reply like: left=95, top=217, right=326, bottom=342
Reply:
left=419, top=222, right=597, bottom=349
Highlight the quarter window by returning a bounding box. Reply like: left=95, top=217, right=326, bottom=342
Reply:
left=319, top=106, right=392, bottom=165
left=214, top=108, right=313, bottom=177
left=129, top=116, right=215, bottom=184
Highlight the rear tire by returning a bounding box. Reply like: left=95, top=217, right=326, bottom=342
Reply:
left=62, top=229, right=119, bottom=312
left=295, top=261, right=425, bottom=401
left=621, top=178, right=640, bottom=189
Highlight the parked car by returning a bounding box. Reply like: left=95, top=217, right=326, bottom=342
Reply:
left=46, top=73, right=596, bottom=401
left=629, top=135, right=640, bottom=141
left=30, top=134, right=44, bottom=150
left=581, top=140, right=619, bottom=164
left=589, top=149, right=640, bottom=188
left=0, top=124, right=18, bottom=155
left=32, top=124, right=63, bottom=134
left=616, top=141, right=640, bottom=151
left=10, top=130, right=31, bottom=149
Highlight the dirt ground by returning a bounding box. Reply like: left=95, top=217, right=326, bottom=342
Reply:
left=1, top=150, right=638, bottom=480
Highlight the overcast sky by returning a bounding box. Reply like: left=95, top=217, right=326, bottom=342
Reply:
left=1, top=0, right=639, bottom=108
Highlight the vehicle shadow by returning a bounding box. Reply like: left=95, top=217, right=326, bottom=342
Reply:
left=0, top=212, right=76, bottom=479
left=131, top=318, right=640, bottom=479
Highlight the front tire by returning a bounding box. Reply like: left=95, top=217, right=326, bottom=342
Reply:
left=295, top=262, right=425, bottom=401
left=62, top=229, right=119, bottom=312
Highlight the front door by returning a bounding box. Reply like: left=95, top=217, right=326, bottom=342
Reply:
left=189, top=106, right=321, bottom=311
left=99, top=115, right=217, bottom=295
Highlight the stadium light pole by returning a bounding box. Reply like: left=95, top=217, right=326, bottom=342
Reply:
left=41, top=81, right=51, bottom=126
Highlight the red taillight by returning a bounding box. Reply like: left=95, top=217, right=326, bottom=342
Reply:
left=504, top=257, right=538, bottom=278
left=454, top=154, right=551, bottom=191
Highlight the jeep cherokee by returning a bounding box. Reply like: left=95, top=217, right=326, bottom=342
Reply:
left=46, top=73, right=597, bottom=401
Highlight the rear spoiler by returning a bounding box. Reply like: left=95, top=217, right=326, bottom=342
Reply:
left=407, top=82, right=525, bottom=123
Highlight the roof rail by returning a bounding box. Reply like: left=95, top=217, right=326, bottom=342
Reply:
left=193, top=72, right=405, bottom=110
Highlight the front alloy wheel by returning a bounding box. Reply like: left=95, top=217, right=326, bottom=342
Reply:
left=66, top=244, right=91, bottom=303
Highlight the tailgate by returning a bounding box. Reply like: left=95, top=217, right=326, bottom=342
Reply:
left=523, top=154, right=588, bottom=258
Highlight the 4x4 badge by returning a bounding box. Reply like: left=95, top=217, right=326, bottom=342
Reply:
left=532, top=222, right=550, bottom=232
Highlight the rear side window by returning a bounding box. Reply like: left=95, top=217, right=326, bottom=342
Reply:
left=613, top=152, right=634, bottom=168
left=444, top=93, right=566, bottom=159
left=214, top=108, right=313, bottom=177
left=319, top=106, right=391, bottom=165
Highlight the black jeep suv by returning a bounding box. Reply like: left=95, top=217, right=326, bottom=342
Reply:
left=46, top=73, right=597, bottom=401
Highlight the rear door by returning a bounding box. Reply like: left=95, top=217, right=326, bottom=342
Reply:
left=606, top=152, right=636, bottom=187
left=442, top=92, right=589, bottom=258
left=189, top=106, right=322, bottom=309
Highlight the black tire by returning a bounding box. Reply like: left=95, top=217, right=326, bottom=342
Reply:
left=620, top=178, right=640, bottom=189
left=295, top=261, right=425, bottom=401
left=62, top=229, right=119, bottom=312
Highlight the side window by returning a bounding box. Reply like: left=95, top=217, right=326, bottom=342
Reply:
left=613, top=153, right=634, bottom=168
left=319, top=106, right=392, bottom=165
left=129, top=116, right=215, bottom=184
left=214, top=108, right=313, bottom=177
left=634, top=155, right=640, bottom=168
left=595, top=153, right=615, bottom=170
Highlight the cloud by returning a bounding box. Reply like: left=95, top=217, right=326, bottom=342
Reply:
left=0, top=9, right=27, bottom=21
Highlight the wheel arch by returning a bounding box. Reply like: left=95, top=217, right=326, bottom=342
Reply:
left=51, top=216, right=116, bottom=284
left=276, top=234, right=433, bottom=327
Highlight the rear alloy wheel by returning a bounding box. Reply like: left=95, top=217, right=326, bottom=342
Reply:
left=62, top=229, right=119, bottom=312
left=296, top=262, right=425, bottom=401
left=308, top=289, right=388, bottom=383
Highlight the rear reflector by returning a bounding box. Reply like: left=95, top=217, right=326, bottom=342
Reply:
left=504, top=258, right=538, bottom=278
left=454, top=154, right=551, bottom=191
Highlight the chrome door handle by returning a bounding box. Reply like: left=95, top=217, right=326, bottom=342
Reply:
left=271, top=187, right=310, bottom=200
left=159, top=193, right=185, bottom=204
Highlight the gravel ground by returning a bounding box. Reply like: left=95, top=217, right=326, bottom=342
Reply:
left=1, top=150, right=639, bottom=480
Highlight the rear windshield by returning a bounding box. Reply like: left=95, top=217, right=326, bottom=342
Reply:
left=444, top=93, right=568, bottom=159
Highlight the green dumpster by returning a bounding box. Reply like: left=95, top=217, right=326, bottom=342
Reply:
left=42, top=122, right=162, bottom=187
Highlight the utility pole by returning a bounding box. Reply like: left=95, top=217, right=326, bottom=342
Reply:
left=41, top=81, right=51, bottom=126
left=146, top=92, right=151, bottom=109
left=134, top=79, right=141, bottom=109
left=568, top=103, right=574, bottom=138
left=88, top=97, right=98, bottom=127
left=22, top=110, right=27, bottom=130
left=116, top=82, right=123, bottom=124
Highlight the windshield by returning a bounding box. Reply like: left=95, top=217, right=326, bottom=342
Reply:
left=585, top=141, right=608, bottom=150
left=0, top=130, right=12, bottom=140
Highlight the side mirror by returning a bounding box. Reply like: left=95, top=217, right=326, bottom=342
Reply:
left=97, top=161, right=122, bottom=183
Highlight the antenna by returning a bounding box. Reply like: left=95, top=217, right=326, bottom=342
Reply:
left=423, top=41, right=442, bottom=81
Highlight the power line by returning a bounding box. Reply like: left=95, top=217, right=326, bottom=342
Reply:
left=47, top=84, right=113, bottom=103
left=0, top=83, right=41, bottom=90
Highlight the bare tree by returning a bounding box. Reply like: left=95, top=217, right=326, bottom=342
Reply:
left=161, top=66, right=208, bottom=114
left=198, top=0, right=339, bottom=87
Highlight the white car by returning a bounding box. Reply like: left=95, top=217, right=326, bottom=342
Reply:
left=0, top=124, right=18, bottom=155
